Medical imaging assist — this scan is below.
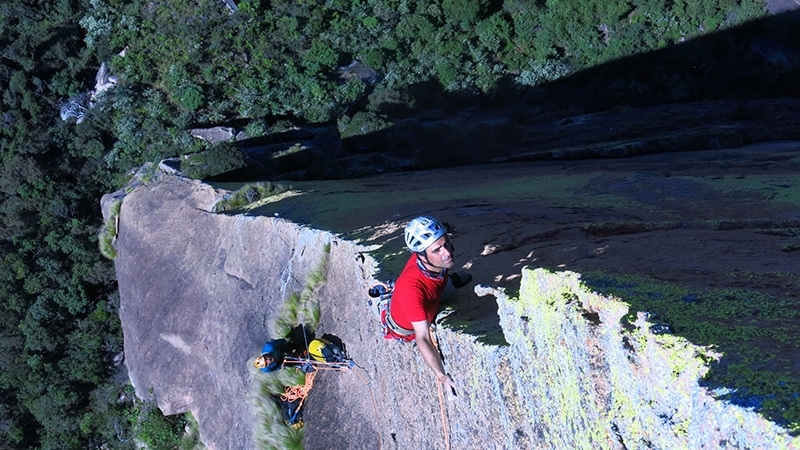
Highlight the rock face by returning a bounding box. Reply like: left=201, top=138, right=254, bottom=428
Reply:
left=470, top=273, right=793, bottom=448
left=188, top=126, right=237, bottom=143
left=107, top=145, right=800, bottom=449
left=110, top=174, right=345, bottom=449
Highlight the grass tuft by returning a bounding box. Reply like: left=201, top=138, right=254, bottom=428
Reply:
left=214, top=182, right=291, bottom=213
left=249, top=363, right=306, bottom=450
left=98, top=200, right=122, bottom=260
left=251, top=242, right=332, bottom=448
left=274, top=244, right=330, bottom=338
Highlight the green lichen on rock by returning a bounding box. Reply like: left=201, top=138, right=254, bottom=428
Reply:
left=580, top=271, right=800, bottom=433
left=497, top=268, right=618, bottom=448
left=489, top=267, right=800, bottom=448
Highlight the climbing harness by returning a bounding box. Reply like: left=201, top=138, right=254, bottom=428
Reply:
left=384, top=308, right=415, bottom=338
left=369, top=281, right=416, bottom=340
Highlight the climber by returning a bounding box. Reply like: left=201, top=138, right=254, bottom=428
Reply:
left=255, top=335, right=352, bottom=373
left=380, top=215, right=472, bottom=397
left=255, top=333, right=354, bottom=429
left=254, top=338, right=287, bottom=373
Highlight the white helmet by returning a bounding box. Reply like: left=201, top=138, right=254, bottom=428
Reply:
left=405, top=216, right=447, bottom=253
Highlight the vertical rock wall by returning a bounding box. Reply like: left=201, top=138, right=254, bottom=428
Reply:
left=112, top=174, right=335, bottom=450
left=109, top=170, right=799, bottom=449
left=304, top=258, right=800, bottom=449
left=450, top=269, right=798, bottom=449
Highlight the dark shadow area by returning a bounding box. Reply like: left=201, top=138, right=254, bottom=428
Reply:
left=207, top=10, right=800, bottom=183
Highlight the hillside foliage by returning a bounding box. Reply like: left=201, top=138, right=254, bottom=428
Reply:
left=0, top=0, right=770, bottom=448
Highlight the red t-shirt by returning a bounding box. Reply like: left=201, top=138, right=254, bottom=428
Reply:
left=389, top=255, right=448, bottom=337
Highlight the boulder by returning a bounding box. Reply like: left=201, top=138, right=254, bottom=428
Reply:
left=189, top=126, right=236, bottom=143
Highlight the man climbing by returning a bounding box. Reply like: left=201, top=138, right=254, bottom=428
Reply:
left=254, top=338, right=287, bottom=373
left=381, top=215, right=471, bottom=396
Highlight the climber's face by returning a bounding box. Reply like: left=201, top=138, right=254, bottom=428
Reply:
left=421, top=236, right=454, bottom=272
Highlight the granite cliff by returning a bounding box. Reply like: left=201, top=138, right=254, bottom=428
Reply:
left=103, top=140, right=800, bottom=449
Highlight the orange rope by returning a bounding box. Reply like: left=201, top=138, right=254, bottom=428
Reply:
left=435, top=377, right=451, bottom=450
left=281, top=370, right=316, bottom=404
left=278, top=358, right=384, bottom=450
left=352, top=367, right=383, bottom=450
left=429, top=328, right=451, bottom=450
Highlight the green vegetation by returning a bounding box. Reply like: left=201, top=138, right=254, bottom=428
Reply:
left=251, top=367, right=306, bottom=450
left=213, top=182, right=292, bottom=213
left=338, top=111, right=393, bottom=138
left=178, top=411, right=206, bottom=450
left=274, top=243, right=330, bottom=338
left=252, top=244, right=331, bottom=449
left=783, top=242, right=800, bottom=252
left=0, top=0, right=780, bottom=447
left=708, top=175, right=800, bottom=207
left=580, top=271, right=800, bottom=432
left=99, top=200, right=122, bottom=259
left=181, top=142, right=248, bottom=180
left=128, top=400, right=197, bottom=450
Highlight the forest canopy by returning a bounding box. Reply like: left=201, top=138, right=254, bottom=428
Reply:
left=0, top=0, right=772, bottom=448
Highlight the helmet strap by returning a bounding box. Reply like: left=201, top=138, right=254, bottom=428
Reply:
left=415, top=252, right=445, bottom=278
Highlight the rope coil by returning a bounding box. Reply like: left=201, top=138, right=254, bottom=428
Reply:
left=281, top=370, right=316, bottom=404
left=277, top=351, right=383, bottom=449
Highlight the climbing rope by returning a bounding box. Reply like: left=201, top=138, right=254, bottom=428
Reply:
left=430, top=327, right=452, bottom=450
left=352, top=366, right=383, bottom=450
left=276, top=332, right=383, bottom=450
left=435, top=377, right=451, bottom=450
left=280, top=370, right=316, bottom=404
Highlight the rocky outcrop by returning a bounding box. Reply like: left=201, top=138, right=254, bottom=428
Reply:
left=466, top=272, right=795, bottom=448
left=108, top=173, right=346, bottom=449
left=60, top=61, right=118, bottom=123
left=189, top=126, right=237, bottom=143
left=188, top=126, right=251, bottom=143
left=106, top=149, right=800, bottom=449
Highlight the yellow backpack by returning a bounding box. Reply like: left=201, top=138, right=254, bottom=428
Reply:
left=308, top=338, right=345, bottom=363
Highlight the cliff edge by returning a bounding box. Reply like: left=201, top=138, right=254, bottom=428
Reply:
left=104, top=143, right=800, bottom=449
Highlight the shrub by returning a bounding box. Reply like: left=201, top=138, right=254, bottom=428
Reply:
left=337, top=111, right=392, bottom=138
left=182, top=142, right=246, bottom=180
left=131, top=401, right=188, bottom=449
left=244, top=119, right=270, bottom=139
